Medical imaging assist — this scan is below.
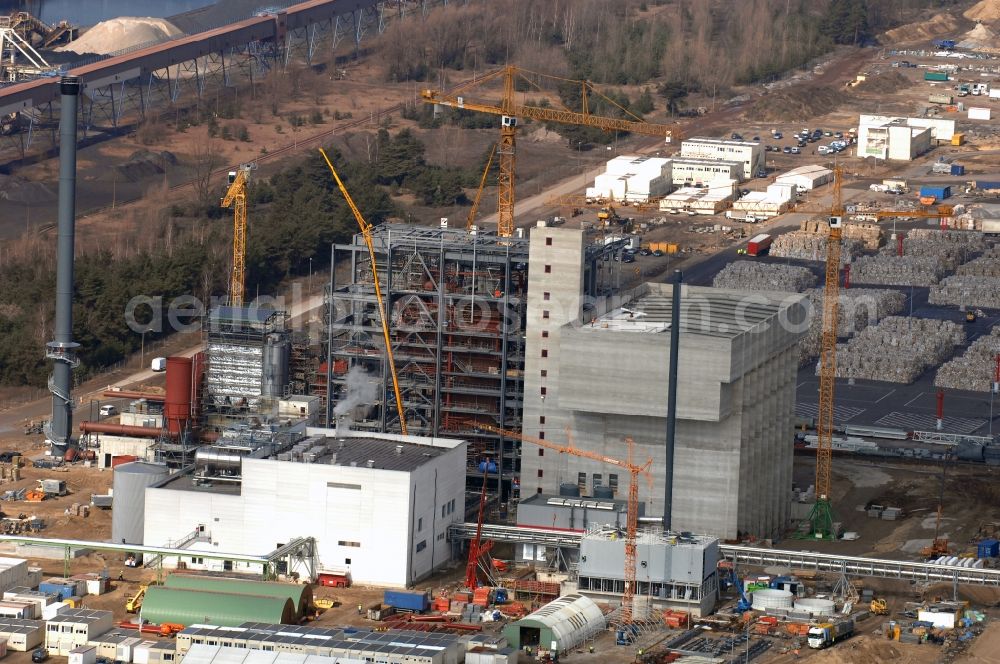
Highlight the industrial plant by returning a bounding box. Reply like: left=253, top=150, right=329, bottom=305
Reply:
left=4, top=1, right=1000, bottom=662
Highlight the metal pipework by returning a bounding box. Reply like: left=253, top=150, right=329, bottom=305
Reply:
left=46, top=76, right=81, bottom=453
left=664, top=269, right=682, bottom=529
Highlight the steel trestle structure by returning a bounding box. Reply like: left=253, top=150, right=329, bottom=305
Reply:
left=447, top=523, right=1000, bottom=588
left=0, top=0, right=470, bottom=155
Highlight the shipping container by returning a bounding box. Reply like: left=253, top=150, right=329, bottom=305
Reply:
left=746, top=234, right=772, bottom=257
left=37, top=582, right=75, bottom=601
left=969, top=107, right=992, bottom=121
left=973, top=181, right=1000, bottom=193
left=951, top=164, right=965, bottom=176
left=952, top=133, right=965, bottom=146
left=382, top=590, right=429, bottom=613
left=978, top=538, right=999, bottom=559
left=925, top=71, right=950, bottom=82
left=69, top=645, right=97, bottom=664
left=919, top=185, right=952, bottom=199
left=929, top=94, right=954, bottom=105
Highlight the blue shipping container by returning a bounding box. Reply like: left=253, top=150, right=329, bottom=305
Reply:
left=383, top=590, right=429, bottom=612
left=977, top=538, right=999, bottom=559
left=951, top=164, right=965, bottom=176
left=920, top=185, right=952, bottom=199
left=38, top=582, right=75, bottom=600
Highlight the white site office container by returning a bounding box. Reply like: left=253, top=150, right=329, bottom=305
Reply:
left=69, top=645, right=98, bottom=664
left=117, top=637, right=143, bottom=663
left=969, top=107, right=991, bottom=120
left=132, top=640, right=158, bottom=664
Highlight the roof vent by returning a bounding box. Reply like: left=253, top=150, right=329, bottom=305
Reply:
left=395, top=445, right=404, bottom=455
left=366, top=459, right=375, bottom=468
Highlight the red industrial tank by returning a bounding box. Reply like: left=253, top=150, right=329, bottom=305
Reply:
left=165, top=356, right=193, bottom=435
left=63, top=448, right=78, bottom=462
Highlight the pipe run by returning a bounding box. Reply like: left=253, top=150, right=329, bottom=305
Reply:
left=79, top=422, right=175, bottom=438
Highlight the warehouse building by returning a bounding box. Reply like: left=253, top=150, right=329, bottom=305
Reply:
left=141, top=587, right=296, bottom=628
left=177, top=624, right=467, bottom=664
left=163, top=575, right=312, bottom=618
left=501, top=594, right=604, bottom=653
left=774, top=165, right=833, bottom=192
left=856, top=118, right=932, bottom=161
left=0, top=618, right=43, bottom=651
left=181, top=644, right=364, bottom=664
left=521, top=225, right=808, bottom=539
left=730, top=183, right=797, bottom=218
left=45, top=609, right=114, bottom=655
left=658, top=182, right=735, bottom=215
left=679, top=138, right=764, bottom=179
left=858, top=114, right=956, bottom=143
left=143, top=430, right=466, bottom=587
left=586, top=156, right=673, bottom=202
left=576, top=528, right=719, bottom=616
left=87, top=632, right=146, bottom=662
left=669, top=157, right=744, bottom=186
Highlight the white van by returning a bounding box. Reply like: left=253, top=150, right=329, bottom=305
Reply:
left=99, top=404, right=118, bottom=418
left=818, top=145, right=830, bottom=155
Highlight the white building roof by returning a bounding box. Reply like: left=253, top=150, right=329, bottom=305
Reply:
left=776, top=165, right=832, bottom=180
left=181, top=644, right=365, bottom=664
left=682, top=137, right=760, bottom=149
left=661, top=184, right=735, bottom=204
left=671, top=157, right=744, bottom=168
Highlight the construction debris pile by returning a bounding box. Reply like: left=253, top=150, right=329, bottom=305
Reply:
left=712, top=261, right=817, bottom=293
left=771, top=232, right=864, bottom=264
left=823, top=316, right=965, bottom=383
left=798, top=219, right=883, bottom=250
left=935, top=328, right=1000, bottom=392
left=798, top=289, right=906, bottom=364
left=852, top=230, right=988, bottom=287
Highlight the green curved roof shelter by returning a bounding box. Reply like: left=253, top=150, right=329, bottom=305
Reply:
left=164, top=574, right=313, bottom=617
left=141, top=586, right=296, bottom=627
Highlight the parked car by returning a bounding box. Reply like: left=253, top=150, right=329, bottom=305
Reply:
left=622, top=254, right=635, bottom=264
left=652, top=249, right=665, bottom=257
left=834, top=131, right=843, bottom=138
left=756, top=169, right=767, bottom=178
left=773, top=131, right=783, bottom=139
left=818, top=146, right=830, bottom=155
left=32, top=649, right=48, bottom=663
left=752, top=136, right=761, bottom=142
left=790, top=147, right=801, bottom=154
left=99, top=404, right=118, bottom=417
left=731, top=132, right=743, bottom=140
left=824, top=130, right=833, bottom=136
left=638, top=248, right=651, bottom=256
left=782, top=146, right=792, bottom=154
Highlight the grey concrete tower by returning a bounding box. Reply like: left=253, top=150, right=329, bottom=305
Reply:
left=46, top=76, right=81, bottom=453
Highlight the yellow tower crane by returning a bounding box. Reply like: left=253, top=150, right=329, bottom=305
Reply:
left=422, top=66, right=678, bottom=237
left=471, top=422, right=651, bottom=625
left=788, top=172, right=958, bottom=538
left=319, top=149, right=407, bottom=435
left=220, top=163, right=255, bottom=307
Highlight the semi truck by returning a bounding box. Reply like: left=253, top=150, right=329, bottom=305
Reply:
left=807, top=618, right=855, bottom=649
left=746, top=234, right=772, bottom=257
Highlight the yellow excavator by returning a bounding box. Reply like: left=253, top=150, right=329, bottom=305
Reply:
left=125, top=583, right=150, bottom=613
left=870, top=598, right=889, bottom=615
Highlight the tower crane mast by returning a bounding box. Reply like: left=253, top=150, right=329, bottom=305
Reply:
left=220, top=163, right=255, bottom=307
left=472, top=422, right=651, bottom=625
left=319, top=149, right=408, bottom=435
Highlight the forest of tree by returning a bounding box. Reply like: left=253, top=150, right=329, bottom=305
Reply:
left=0, top=131, right=479, bottom=388
left=380, top=0, right=962, bottom=98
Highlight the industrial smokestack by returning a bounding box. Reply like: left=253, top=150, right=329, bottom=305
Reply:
left=46, top=76, right=81, bottom=454
left=664, top=269, right=682, bottom=530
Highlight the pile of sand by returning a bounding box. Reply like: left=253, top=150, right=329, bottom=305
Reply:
left=883, top=11, right=959, bottom=44
left=744, top=86, right=841, bottom=122
left=959, top=22, right=1000, bottom=49
left=57, top=17, right=182, bottom=56
left=966, top=0, right=1000, bottom=22
left=853, top=70, right=911, bottom=94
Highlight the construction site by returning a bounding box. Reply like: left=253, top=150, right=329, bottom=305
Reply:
left=3, top=0, right=1000, bottom=663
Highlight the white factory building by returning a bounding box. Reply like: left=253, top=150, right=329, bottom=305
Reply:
left=659, top=182, right=736, bottom=214
left=669, top=158, right=745, bottom=186
left=774, top=165, right=833, bottom=192
left=679, top=137, right=764, bottom=179
left=586, top=156, right=673, bottom=203
left=858, top=114, right=956, bottom=142
left=141, top=430, right=467, bottom=587
left=856, top=115, right=957, bottom=161
left=730, top=183, right=797, bottom=218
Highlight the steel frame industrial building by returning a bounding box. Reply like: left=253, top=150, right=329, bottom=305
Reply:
left=324, top=224, right=628, bottom=497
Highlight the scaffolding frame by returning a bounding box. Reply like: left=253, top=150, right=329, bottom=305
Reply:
left=325, top=225, right=529, bottom=497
